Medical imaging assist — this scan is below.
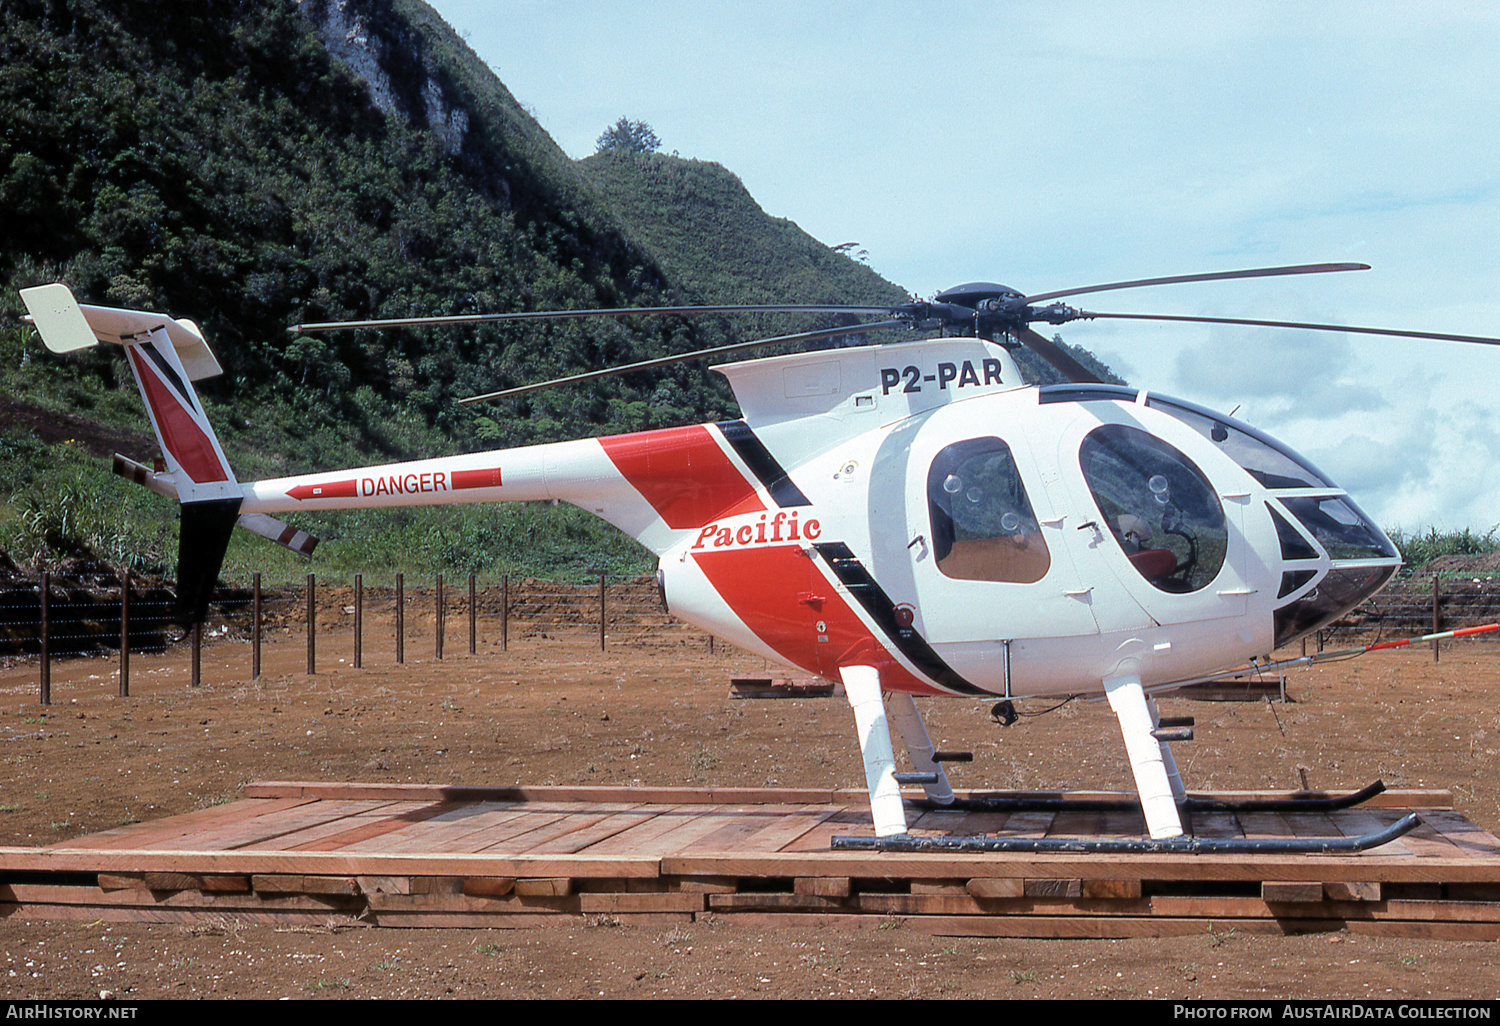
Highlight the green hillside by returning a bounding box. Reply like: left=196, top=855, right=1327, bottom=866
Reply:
left=582, top=150, right=1122, bottom=387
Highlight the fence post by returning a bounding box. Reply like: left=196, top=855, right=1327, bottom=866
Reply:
left=354, top=573, right=363, bottom=669
left=191, top=621, right=202, bottom=687
left=306, top=572, right=316, bottom=675
left=1433, top=573, right=1441, bottom=663
left=38, top=571, right=50, bottom=706
left=252, top=572, right=261, bottom=680
left=119, top=570, right=130, bottom=698
left=599, top=574, right=607, bottom=651
left=435, top=572, right=444, bottom=660
left=396, top=573, right=404, bottom=664
left=469, top=573, right=477, bottom=655
left=501, top=574, right=508, bottom=652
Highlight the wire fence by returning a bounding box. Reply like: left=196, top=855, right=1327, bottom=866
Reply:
left=0, top=569, right=713, bottom=703
left=3, top=568, right=1498, bottom=704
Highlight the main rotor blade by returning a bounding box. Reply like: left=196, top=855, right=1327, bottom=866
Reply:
left=1021, top=262, right=1369, bottom=304
left=1075, top=311, right=1500, bottom=347
left=290, top=303, right=896, bottom=334
left=1013, top=325, right=1103, bottom=384
left=460, top=319, right=907, bottom=404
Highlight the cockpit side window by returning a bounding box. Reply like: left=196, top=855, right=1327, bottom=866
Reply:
left=928, top=438, right=1050, bottom=584
left=1079, top=425, right=1228, bottom=593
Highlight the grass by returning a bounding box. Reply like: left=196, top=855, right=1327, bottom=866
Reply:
left=1387, top=525, right=1500, bottom=569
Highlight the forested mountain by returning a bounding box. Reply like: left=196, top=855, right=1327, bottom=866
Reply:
left=0, top=0, right=1117, bottom=578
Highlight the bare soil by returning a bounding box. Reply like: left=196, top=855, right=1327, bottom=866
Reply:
left=1, top=629, right=1498, bottom=1001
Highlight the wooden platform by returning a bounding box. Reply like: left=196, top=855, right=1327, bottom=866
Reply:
left=3, top=782, right=1500, bottom=938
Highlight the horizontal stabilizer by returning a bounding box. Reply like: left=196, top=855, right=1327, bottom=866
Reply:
left=235, top=512, right=318, bottom=556
left=112, top=454, right=317, bottom=556
left=112, top=453, right=177, bottom=500
left=21, top=284, right=223, bottom=381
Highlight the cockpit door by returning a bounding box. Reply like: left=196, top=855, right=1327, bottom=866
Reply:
left=1046, top=401, right=1255, bottom=627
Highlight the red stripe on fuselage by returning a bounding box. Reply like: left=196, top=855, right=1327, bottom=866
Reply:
left=127, top=348, right=229, bottom=484
left=692, top=546, right=942, bottom=695
left=452, top=466, right=503, bottom=489
left=599, top=425, right=763, bottom=529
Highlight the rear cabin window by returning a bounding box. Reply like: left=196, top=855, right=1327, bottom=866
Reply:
left=928, top=438, right=1050, bottom=584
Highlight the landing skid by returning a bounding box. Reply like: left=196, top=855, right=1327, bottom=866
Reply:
left=908, top=778, right=1391, bottom=815
left=830, top=812, right=1420, bottom=854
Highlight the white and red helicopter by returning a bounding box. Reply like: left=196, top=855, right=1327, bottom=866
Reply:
left=20, top=263, right=1500, bottom=852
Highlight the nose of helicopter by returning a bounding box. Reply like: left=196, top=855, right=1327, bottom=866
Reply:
left=1269, top=493, right=1401, bottom=649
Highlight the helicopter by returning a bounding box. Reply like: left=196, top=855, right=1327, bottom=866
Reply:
left=20, top=262, right=1500, bottom=853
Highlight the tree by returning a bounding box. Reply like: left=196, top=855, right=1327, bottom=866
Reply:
left=595, top=117, right=661, bottom=155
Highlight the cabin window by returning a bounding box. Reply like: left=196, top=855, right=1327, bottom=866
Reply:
left=928, top=438, right=1050, bottom=584
left=1079, top=425, right=1227, bottom=593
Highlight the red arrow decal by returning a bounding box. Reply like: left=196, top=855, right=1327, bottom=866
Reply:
left=286, top=478, right=358, bottom=501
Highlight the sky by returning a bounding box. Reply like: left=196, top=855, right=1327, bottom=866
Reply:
left=425, top=1, right=1500, bottom=534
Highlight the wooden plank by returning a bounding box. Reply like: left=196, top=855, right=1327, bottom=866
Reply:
left=781, top=806, right=879, bottom=853
left=244, top=781, right=843, bottom=805
left=1324, top=881, right=1382, bottom=902
left=1046, top=810, right=1103, bottom=838
left=442, top=807, right=588, bottom=853
left=581, top=804, right=752, bottom=856
left=1262, top=881, right=1325, bottom=903
left=1237, top=810, right=1295, bottom=839
left=709, top=893, right=853, bottom=911
left=369, top=910, right=693, bottom=929
left=460, top=877, right=516, bottom=898
left=51, top=797, right=318, bottom=850
left=967, top=878, right=1025, bottom=899
left=1, top=846, right=664, bottom=878
left=676, top=804, right=808, bottom=853
left=272, top=800, right=471, bottom=852
left=1384, top=815, right=1468, bottom=860
left=1190, top=811, right=1246, bottom=840
left=513, top=878, right=572, bottom=897
left=519, top=807, right=668, bottom=856
left=510, top=804, right=676, bottom=856
left=364, top=890, right=578, bottom=913
left=660, top=848, right=1500, bottom=884
left=251, top=874, right=360, bottom=896
left=187, top=799, right=417, bottom=852
left=856, top=893, right=1155, bottom=916
left=794, top=877, right=851, bottom=897
left=995, top=811, right=1053, bottom=838
left=578, top=892, right=705, bottom=914
left=738, top=805, right=840, bottom=853
left=910, top=880, right=968, bottom=896
left=1, top=883, right=361, bottom=912
left=706, top=910, right=1323, bottom=939
left=1082, top=879, right=1143, bottom=900
left=1421, top=811, right=1500, bottom=858
left=1334, top=809, right=1418, bottom=858
left=336, top=802, right=543, bottom=854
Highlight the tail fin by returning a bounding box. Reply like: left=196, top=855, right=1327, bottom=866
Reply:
left=22, top=284, right=241, bottom=624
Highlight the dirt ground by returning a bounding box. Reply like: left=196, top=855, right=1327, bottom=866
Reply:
left=0, top=627, right=1498, bottom=1001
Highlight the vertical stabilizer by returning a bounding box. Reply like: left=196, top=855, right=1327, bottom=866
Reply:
left=23, top=285, right=241, bottom=623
